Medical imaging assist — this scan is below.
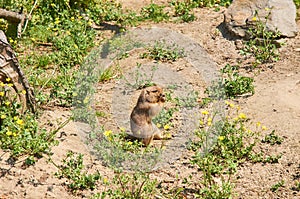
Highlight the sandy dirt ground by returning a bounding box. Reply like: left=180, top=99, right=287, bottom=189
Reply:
left=0, top=1, right=299, bottom=199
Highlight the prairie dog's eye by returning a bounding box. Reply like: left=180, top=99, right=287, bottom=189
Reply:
left=152, top=90, right=158, bottom=93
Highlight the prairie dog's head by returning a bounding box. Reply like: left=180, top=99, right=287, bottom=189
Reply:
left=142, top=85, right=165, bottom=103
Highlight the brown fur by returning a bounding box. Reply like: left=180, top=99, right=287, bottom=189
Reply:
left=130, top=85, right=165, bottom=146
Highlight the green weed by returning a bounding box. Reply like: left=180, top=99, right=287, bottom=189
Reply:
left=53, top=151, right=101, bottom=192
left=141, top=3, right=170, bottom=23
left=190, top=101, right=281, bottom=198
left=0, top=80, right=59, bottom=165
left=240, top=10, right=282, bottom=65
left=270, top=180, right=285, bottom=192
left=141, top=40, right=185, bottom=62
left=221, top=64, right=254, bottom=98
left=171, top=1, right=196, bottom=22
left=93, top=171, right=157, bottom=199
left=124, top=63, right=157, bottom=89
left=261, top=130, right=283, bottom=145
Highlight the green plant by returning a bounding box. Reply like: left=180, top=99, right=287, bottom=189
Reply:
left=192, top=0, right=232, bottom=8
left=190, top=101, right=282, bottom=198
left=124, top=62, right=157, bottom=89
left=221, top=64, right=254, bottom=98
left=240, top=10, right=282, bottom=65
left=294, top=0, right=300, bottom=8
left=140, top=40, right=185, bottom=62
left=94, top=171, right=157, bottom=199
left=141, top=3, right=170, bottom=23
left=0, top=80, right=59, bottom=165
left=53, top=151, right=101, bottom=192
left=175, top=90, right=200, bottom=109
left=171, top=0, right=196, bottom=22
left=261, top=130, right=283, bottom=145
left=270, top=180, right=285, bottom=192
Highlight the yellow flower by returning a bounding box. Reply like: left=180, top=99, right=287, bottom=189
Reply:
left=16, top=119, right=24, bottom=125
left=0, top=82, right=5, bottom=87
left=5, top=101, right=10, bottom=106
left=252, top=16, right=257, bottom=21
left=207, top=117, right=212, bottom=122
left=104, top=130, right=112, bottom=137
left=201, top=110, right=209, bottom=115
left=262, top=126, right=267, bottom=131
left=156, top=123, right=162, bottom=128
left=6, top=131, right=12, bottom=136
left=218, top=136, right=225, bottom=141
left=164, top=124, right=170, bottom=130
left=13, top=132, right=17, bottom=137
left=225, top=100, right=234, bottom=108
left=1, top=114, right=6, bottom=119
left=165, top=132, right=172, bottom=139
left=7, top=83, right=13, bottom=87
left=127, top=141, right=133, bottom=145
left=256, top=122, right=261, bottom=127
left=265, top=7, right=270, bottom=11
left=120, top=127, right=126, bottom=132
left=0, top=91, right=4, bottom=96
left=83, top=97, right=89, bottom=104
left=199, top=120, right=204, bottom=126
left=233, top=117, right=239, bottom=121
left=21, top=90, right=26, bottom=95
left=238, top=113, right=247, bottom=120
left=13, top=116, right=18, bottom=120
left=6, top=78, right=11, bottom=82
left=71, top=17, right=75, bottom=21
left=103, top=177, right=108, bottom=184
left=207, top=121, right=212, bottom=126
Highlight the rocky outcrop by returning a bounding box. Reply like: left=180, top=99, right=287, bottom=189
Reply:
left=224, top=0, right=298, bottom=38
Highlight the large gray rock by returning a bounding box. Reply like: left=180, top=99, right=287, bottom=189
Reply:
left=224, top=0, right=298, bottom=38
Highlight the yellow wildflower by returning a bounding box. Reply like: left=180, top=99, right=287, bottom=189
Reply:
left=265, top=7, right=270, bottom=11
left=262, top=126, right=267, bottom=131
left=207, top=121, right=212, bottom=126
left=165, top=132, right=172, bottom=139
left=7, top=83, right=13, bottom=87
left=207, top=117, right=212, bottom=122
left=16, top=119, right=24, bottom=125
left=103, top=177, right=108, bottom=184
left=0, top=91, right=4, bottom=96
left=6, top=131, right=12, bottom=136
left=225, top=100, right=234, bottom=108
left=256, top=122, right=261, bottom=127
left=5, top=101, right=10, bottom=106
left=164, top=124, right=170, bottom=130
left=21, top=90, right=26, bottom=95
left=13, top=132, right=17, bottom=137
left=238, top=113, right=247, bottom=120
left=218, top=136, right=225, bottom=141
left=201, top=110, right=209, bottom=115
left=156, top=123, right=162, bottom=128
left=6, top=78, right=11, bottom=82
left=127, top=141, right=133, bottom=145
left=1, top=114, right=6, bottom=119
left=120, top=127, right=126, bottom=132
left=13, top=116, right=18, bottom=120
left=199, top=120, right=204, bottom=126
left=0, top=82, right=5, bottom=87
left=252, top=16, right=257, bottom=21
left=104, top=130, right=112, bottom=137
left=83, top=97, right=89, bottom=104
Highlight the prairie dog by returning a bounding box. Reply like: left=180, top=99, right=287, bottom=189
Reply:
left=130, top=85, right=166, bottom=146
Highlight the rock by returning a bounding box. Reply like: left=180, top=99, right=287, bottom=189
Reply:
left=224, top=0, right=298, bottom=38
